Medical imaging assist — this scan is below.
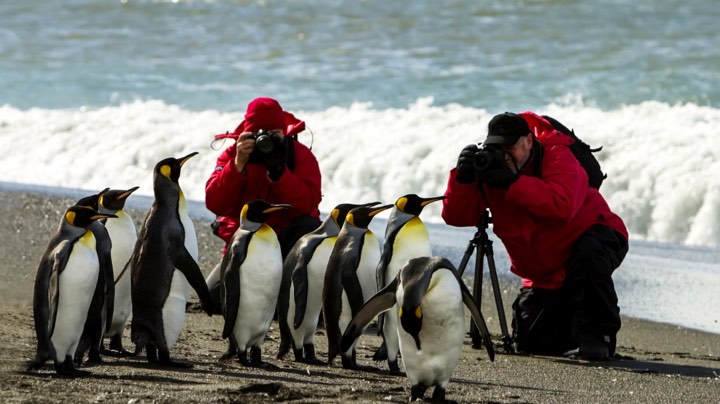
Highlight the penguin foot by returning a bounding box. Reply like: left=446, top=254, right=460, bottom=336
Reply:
left=431, top=386, right=447, bottom=402
left=292, top=348, right=304, bottom=362
left=410, top=384, right=427, bottom=401
left=100, top=347, right=133, bottom=357
left=158, top=358, right=194, bottom=369
left=87, top=348, right=103, bottom=364
left=387, top=359, right=403, bottom=375
left=372, top=342, right=388, bottom=361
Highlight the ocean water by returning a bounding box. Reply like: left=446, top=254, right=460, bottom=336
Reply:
left=1, top=0, right=718, bottom=334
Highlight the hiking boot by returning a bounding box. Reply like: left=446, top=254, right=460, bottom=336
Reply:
left=578, top=334, right=611, bottom=361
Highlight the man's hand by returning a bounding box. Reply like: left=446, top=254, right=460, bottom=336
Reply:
left=234, top=132, right=255, bottom=173
left=455, top=144, right=479, bottom=184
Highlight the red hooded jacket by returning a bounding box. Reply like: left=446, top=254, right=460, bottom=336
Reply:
left=442, top=112, right=627, bottom=289
left=205, top=98, right=322, bottom=248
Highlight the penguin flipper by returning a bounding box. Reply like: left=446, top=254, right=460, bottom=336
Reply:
left=32, top=244, right=67, bottom=366
left=98, top=236, right=115, bottom=334
left=456, top=273, right=495, bottom=362
left=170, top=245, right=215, bottom=315
left=290, top=260, right=309, bottom=329
left=341, top=278, right=398, bottom=353
left=220, top=251, right=244, bottom=340
left=341, top=270, right=366, bottom=319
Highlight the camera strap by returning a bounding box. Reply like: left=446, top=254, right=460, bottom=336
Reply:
left=530, top=139, right=544, bottom=179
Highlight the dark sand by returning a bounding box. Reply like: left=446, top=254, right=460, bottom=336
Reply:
left=0, top=189, right=718, bottom=403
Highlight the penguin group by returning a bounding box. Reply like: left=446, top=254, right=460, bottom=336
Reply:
left=27, top=153, right=495, bottom=400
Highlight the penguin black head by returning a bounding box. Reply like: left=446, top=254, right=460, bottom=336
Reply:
left=395, top=194, right=446, bottom=216
left=154, top=151, right=198, bottom=183
left=75, top=188, right=111, bottom=211
left=345, top=204, right=393, bottom=229
left=64, top=205, right=117, bottom=228
left=241, top=199, right=292, bottom=225
left=331, top=201, right=381, bottom=227
left=397, top=257, right=442, bottom=351
left=399, top=304, right=423, bottom=350
left=99, top=186, right=140, bottom=211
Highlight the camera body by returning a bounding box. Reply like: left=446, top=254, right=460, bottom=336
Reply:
left=248, top=130, right=286, bottom=164
left=473, top=144, right=506, bottom=172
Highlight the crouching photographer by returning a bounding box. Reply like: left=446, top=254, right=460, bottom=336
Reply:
left=442, top=112, right=628, bottom=360
left=206, top=97, right=322, bottom=259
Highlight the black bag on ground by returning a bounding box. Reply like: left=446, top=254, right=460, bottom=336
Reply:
left=542, top=115, right=606, bottom=190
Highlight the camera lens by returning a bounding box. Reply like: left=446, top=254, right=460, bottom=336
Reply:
left=255, top=134, right=275, bottom=154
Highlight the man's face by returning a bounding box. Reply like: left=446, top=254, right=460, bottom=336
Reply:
left=503, top=134, right=533, bottom=170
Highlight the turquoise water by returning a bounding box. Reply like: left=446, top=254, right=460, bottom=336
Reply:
left=2, top=0, right=718, bottom=111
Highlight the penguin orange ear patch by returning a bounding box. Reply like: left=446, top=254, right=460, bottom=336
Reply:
left=415, top=306, right=422, bottom=318
left=65, top=211, right=76, bottom=226
left=160, top=165, right=172, bottom=179
left=397, top=197, right=408, bottom=211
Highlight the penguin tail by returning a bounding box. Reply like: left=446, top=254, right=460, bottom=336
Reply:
left=28, top=352, right=48, bottom=371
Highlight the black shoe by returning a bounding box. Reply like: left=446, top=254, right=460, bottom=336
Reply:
left=578, top=335, right=611, bottom=361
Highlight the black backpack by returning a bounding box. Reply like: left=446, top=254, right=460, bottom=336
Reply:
left=542, top=115, right=606, bottom=190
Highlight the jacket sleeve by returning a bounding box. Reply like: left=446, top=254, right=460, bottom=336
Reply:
left=269, top=141, right=322, bottom=216
left=506, top=145, right=587, bottom=221
left=441, top=168, right=488, bottom=227
left=205, top=146, right=248, bottom=217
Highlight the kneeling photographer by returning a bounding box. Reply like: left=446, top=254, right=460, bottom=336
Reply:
left=206, top=97, right=322, bottom=259
left=441, top=112, right=628, bottom=360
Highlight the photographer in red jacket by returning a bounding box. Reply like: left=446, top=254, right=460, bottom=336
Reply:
left=206, top=97, right=322, bottom=258
left=442, top=111, right=628, bottom=360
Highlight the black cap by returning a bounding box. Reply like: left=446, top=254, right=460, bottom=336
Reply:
left=484, top=112, right=531, bottom=146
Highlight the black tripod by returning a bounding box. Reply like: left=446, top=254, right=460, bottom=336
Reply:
left=457, top=210, right=514, bottom=353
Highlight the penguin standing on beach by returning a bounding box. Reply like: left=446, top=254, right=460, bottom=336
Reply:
left=72, top=189, right=116, bottom=365
left=130, top=152, right=215, bottom=367
left=374, top=194, right=445, bottom=372
left=30, top=205, right=117, bottom=375
left=98, top=186, right=139, bottom=355
left=220, top=199, right=290, bottom=366
left=341, top=256, right=495, bottom=402
left=323, top=203, right=393, bottom=369
left=277, top=201, right=380, bottom=363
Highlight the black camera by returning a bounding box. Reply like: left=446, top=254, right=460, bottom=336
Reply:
left=251, top=130, right=280, bottom=155
left=473, top=144, right=506, bottom=172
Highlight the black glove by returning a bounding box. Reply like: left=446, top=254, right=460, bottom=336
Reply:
left=455, top=144, right=479, bottom=184
left=481, top=165, right=518, bottom=190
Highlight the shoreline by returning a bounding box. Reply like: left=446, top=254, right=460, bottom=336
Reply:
left=0, top=189, right=718, bottom=403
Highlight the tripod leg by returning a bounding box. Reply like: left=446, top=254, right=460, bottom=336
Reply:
left=485, top=240, right=514, bottom=353
left=469, top=244, right=484, bottom=349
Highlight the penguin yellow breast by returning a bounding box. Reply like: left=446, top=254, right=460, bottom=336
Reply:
left=77, top=230, right=97, bottom=249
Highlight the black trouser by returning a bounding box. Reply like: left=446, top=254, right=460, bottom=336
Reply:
left=511, top=224, right=628, bottom=355
left=278, top=214, right=322, bottom=259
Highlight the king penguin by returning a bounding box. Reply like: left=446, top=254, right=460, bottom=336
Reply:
left=98, top=186, right=139, bottom=355
left=72, top=189, right=116, bottom=365
left=374, top=194, right=445, bottom=372
left=30, top=205, right=117, bottom=375
left=322, top=203, right=393, bottom=369
left=277, top=201, right=380, bottom=363
left=219, top=199, right=290, bottom=367
left=341, top=256, right=495, bottom=402
left=130, top=152, right=215, bottom=368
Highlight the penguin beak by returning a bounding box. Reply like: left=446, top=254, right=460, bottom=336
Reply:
left=91, top=213, right=118, bottom=220
left=420, top=195, right=446, bottom=207
left=118, top=186, right=140, bottom=200
left=178, top=151, right=199, bottom=167
left=368, top=204, right=394, bottom=217
left=263, top=204, right=292, bottom=214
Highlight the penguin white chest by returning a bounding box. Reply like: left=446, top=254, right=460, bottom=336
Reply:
left=397, top=269, right=465, bottom=388
left=232, top=226, right=283, bottom=350
left=51, top=232, right=100, bottom=360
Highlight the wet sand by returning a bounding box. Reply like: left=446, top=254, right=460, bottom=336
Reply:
left=0, top=189, right=718, bottom=403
